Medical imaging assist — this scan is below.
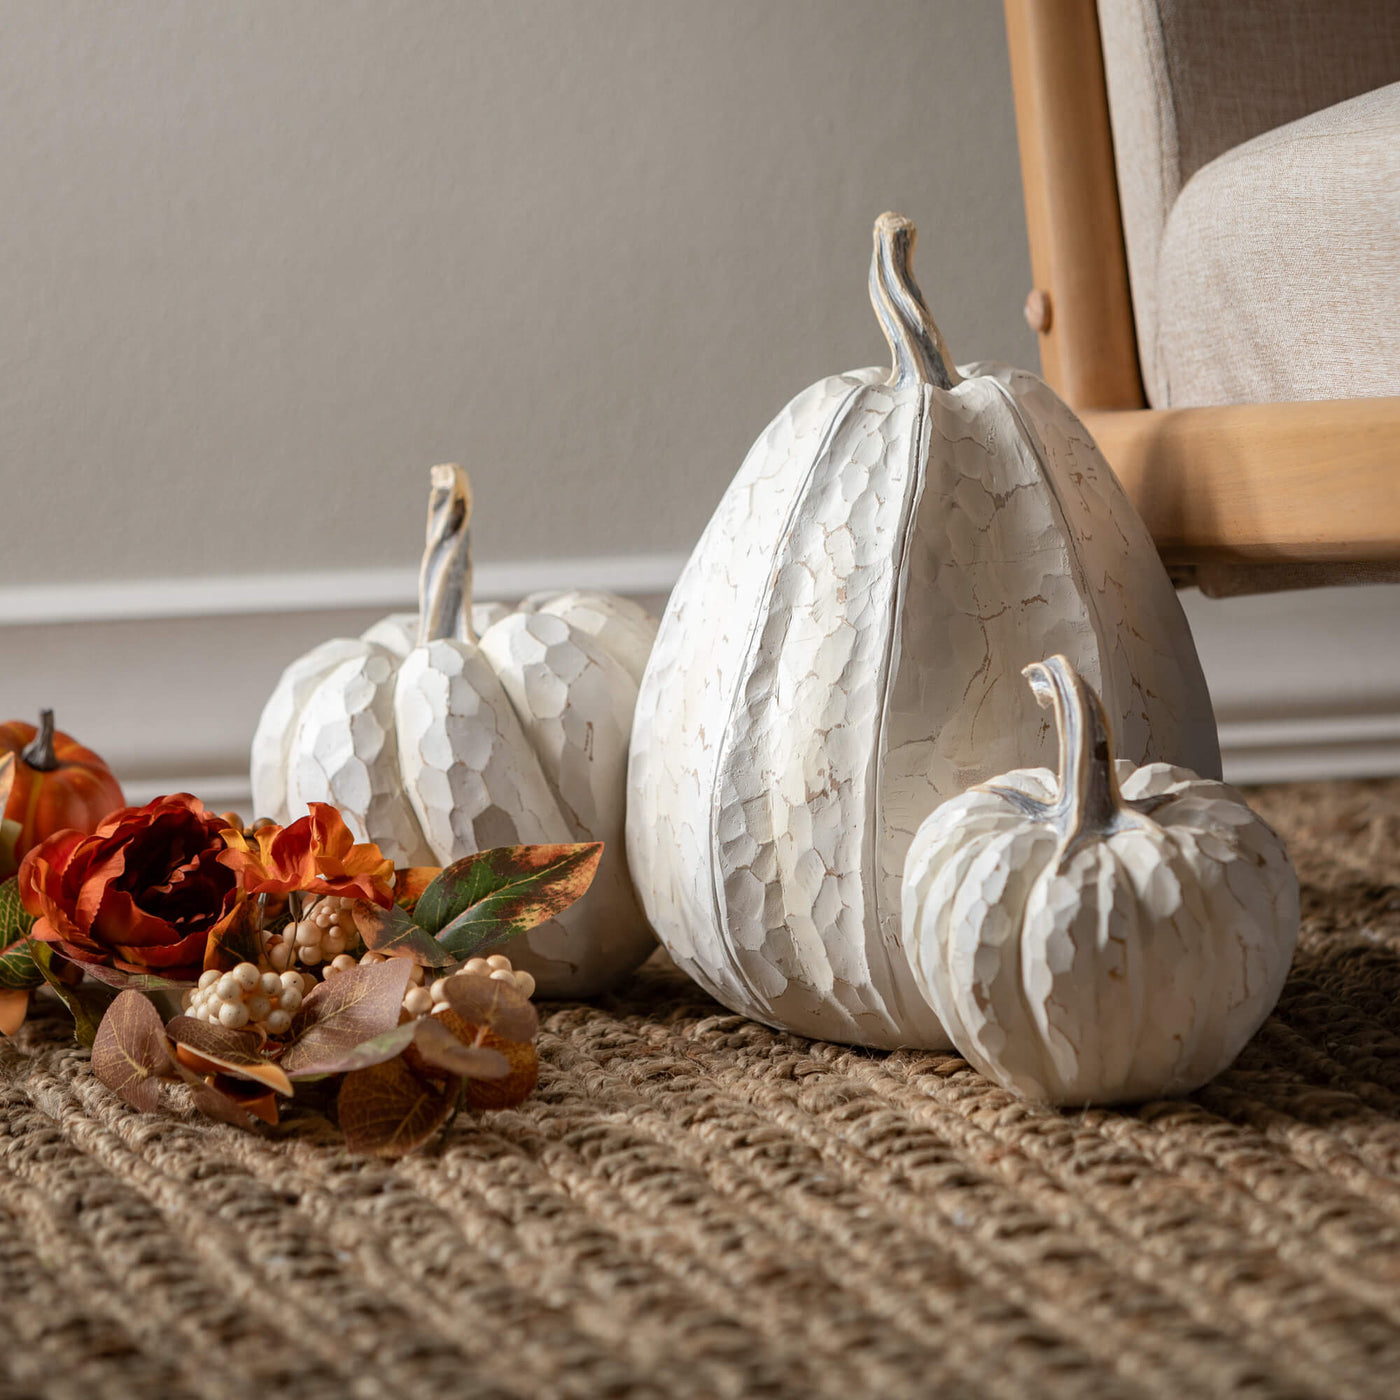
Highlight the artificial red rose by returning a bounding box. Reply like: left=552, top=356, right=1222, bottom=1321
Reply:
left=217, top=803, right=395, bottom=908
left=19, top=793, right=240, bottom=980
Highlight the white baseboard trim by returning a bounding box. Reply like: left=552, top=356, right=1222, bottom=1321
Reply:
left=3, top=558, right=1397, bottom=808
left=0, top=553, right=690, bottom=627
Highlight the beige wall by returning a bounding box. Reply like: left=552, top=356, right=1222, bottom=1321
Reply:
left=0, top=0, right=1034, bottom=586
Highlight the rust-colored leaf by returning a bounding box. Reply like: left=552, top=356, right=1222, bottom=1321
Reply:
left=337, top=1055, right=457, bottom=1158
left=439, top=971, right=539, bottom=1044
left=350, top=899, right=452, bottom=967
left=411, top=1015, right=510, bottom=1080
left=208, top=1073, right=280, bottom=1126
left=0, top=988, right=30, bottom=1036
left=393, top=866, right=441, bottom=914
left=186, top=1077, right=264, bottom=1131
left=457, top=1029, right=539, bottom=1112
left=415, top=843, right=603, bottom=959
left=164, top=1016, right=293, bottom=1096
left=278, top=959, right=412, bottom=1077
left=90, top=989, right=180, bottom=1112
left=202, top=898, right=264, bottom=974
left=30, top=942, right=117, bottom=1047
left=431, top=974, right=539, bottom=1112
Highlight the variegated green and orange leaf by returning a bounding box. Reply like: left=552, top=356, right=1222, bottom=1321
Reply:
left=413, top=843, right=603, bottom=960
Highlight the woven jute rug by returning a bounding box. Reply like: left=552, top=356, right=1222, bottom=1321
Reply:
left=3, top=779, right=1400, bottom=1400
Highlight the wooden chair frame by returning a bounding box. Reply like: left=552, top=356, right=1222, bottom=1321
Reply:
left=1003, top=0, right=1400, bottom=582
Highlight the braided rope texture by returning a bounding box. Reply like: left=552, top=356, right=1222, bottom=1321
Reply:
left=2, top=778, right=1399, bottom=1400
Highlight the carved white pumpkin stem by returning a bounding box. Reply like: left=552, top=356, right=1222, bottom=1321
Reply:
left=417, top=464, right=476, bottom=646
left=870, top=212, right=962, bottom=392
left=1023, top=655, right=1132, bottom=855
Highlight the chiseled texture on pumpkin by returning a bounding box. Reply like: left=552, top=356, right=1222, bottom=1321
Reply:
left=627, top=214, right=1220, bottom=1051
left=251, top=470, right=658, bottom=998
left=902, top=759, right=1299, bottom=1105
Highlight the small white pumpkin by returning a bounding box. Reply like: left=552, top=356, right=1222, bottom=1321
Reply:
left=251, top=464, right=658, bottom=996
left=627, top=212, right=1220, bottom=1050
left=901, top=655, right=1299, bottom=1105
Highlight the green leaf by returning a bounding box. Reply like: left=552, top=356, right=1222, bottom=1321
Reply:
left=278, top=960, right=413, bottom=1078
left=0, top=755, right=17, bottom=882
left=90, top=990, right=180, bottom=1112
left=0, top=875, right=35, bottom=947
left=418, top=843, right=602, bottom=959
left=164, top=1016, right=293, bottom=1096
left=81, top=962, right=192, bottom=992
left=30, top=943, right=118, bottom=1048
left=350, top=899, right=452, bottom=967
left=0, top=939, right=43, bottom=992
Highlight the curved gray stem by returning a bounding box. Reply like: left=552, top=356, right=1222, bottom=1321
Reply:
left=869, top=212, right=961, bottom=391
left=1023, top=655, right=1127, bottom=854
left=417, top=464, right=476, bottom=646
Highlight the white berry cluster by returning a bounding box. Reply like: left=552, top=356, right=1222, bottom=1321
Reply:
left=182, top=963, right=306, bottom=1035
left=320, top=950, right=534, bottom=1018
left=417, top=954, right=536, bottom=1020
left=266, top=895, right=359, bottom=969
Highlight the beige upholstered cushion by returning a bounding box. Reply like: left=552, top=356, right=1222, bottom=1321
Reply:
left=1098, top=0, right=1400, bottom=406
left=1155, top=82, right=1400, bottom=408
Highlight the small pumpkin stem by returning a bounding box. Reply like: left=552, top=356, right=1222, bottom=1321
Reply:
left=869, top=212, right=962, bottom=392
left=1023, top=656, right=1125, bottom=852
left=20, top=710, right=59, bottom=772
left=417, top=464, right=476, bottom=646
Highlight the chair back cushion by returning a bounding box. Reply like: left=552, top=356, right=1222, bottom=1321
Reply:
left=1097, top=0, right=1400, bottom=404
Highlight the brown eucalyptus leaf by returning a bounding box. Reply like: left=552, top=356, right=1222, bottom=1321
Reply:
left=412, top=1016, right=510, bottom=1080
left=31, top=943, right=117, bottom=1047
left=279, top=959, right=412, bottom=1076
left=350, top=900, right=452, bottom=968
left=415, top=843, right=603, bottom=956
left=203, top=899, right=265, bottom=974
left=438, top=972, right=539, bottom=1044
left=337, top=1056, right=457, bottom=1158
left=165, top=1016, right=293, bottom=1096
left=280, top=1017, right=419, bottom=1081
left=91, top=990, right=180, bottom=1112
left=0, top=988, right=31, bottom=1036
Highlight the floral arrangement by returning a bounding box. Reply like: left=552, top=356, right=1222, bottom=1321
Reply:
left=0, top=761, right=600, bottom=1157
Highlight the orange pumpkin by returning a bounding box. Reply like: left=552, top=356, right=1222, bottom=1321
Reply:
left=0, top=709, right=126, bottom=859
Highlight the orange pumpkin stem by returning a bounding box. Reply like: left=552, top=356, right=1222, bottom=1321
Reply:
left=20, top=710, right=58, bottom=773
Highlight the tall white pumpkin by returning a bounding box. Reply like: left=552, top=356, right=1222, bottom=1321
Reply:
left=626, top=213, right=1220, bottom=1050
left=251, top=465, right=658, bottom=996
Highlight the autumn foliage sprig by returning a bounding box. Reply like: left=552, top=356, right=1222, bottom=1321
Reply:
left=0, top=788, right=601, bottom=1156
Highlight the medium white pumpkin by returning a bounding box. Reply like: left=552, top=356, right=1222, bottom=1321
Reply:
left=251, top=464, right=658, bottom=995
left=901, top=655, right=1299, bottom=1105
left=626, top=212, right=1221, bottom=1050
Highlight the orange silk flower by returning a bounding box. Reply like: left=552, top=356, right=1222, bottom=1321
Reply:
left=218, top=804, right=396, bottom=907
